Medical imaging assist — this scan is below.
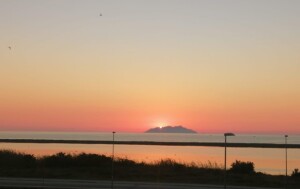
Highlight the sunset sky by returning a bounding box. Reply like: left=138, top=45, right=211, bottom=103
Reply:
left=0, top=0, right=299, bottom=133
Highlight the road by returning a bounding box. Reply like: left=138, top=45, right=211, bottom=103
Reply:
left=0, top=177, right=278, bottom=189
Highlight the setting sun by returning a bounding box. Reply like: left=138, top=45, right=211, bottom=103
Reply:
left=0, top=0, right=299, bottom=134
left=1, top=1, right=300, bottom=187
left=155, top=121, right=169, bottom=129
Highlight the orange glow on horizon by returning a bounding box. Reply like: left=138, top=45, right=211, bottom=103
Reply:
left=1, top=1, right=300, bottom=134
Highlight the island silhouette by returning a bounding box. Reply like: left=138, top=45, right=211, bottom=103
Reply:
left=145, top=125, right=197, bottom=134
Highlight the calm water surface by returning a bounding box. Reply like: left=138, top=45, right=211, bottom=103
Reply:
left=0, top=132, right=299, bottom=175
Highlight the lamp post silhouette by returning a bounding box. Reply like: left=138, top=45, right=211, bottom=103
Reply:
left=285, top=135, right=288, bottom=189
left=224, top=133, right=235, bottom=189
left=111, top=131, right=116, bottom=189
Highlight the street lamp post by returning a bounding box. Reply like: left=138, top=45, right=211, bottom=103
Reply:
left=111, top=131, right=116, bottom=189
left=285, top=135, right=288, bottom=189
left=224, top=133, right=235, bottom=189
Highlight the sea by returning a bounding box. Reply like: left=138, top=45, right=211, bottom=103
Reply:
left=0, top=132, right=299, bottom=175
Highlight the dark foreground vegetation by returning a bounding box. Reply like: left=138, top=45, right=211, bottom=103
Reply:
left=0, top=150, right=299, bottom=188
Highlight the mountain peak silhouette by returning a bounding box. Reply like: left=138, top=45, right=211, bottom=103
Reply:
left=145, top=125, right=197, bottom=134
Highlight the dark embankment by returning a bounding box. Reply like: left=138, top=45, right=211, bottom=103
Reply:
left=0, top=150, right=299, bottom=188
left=1, top=139, right=300, bottom=148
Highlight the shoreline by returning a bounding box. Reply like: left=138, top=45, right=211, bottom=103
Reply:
left=1, top=139, right=300, bottom=148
